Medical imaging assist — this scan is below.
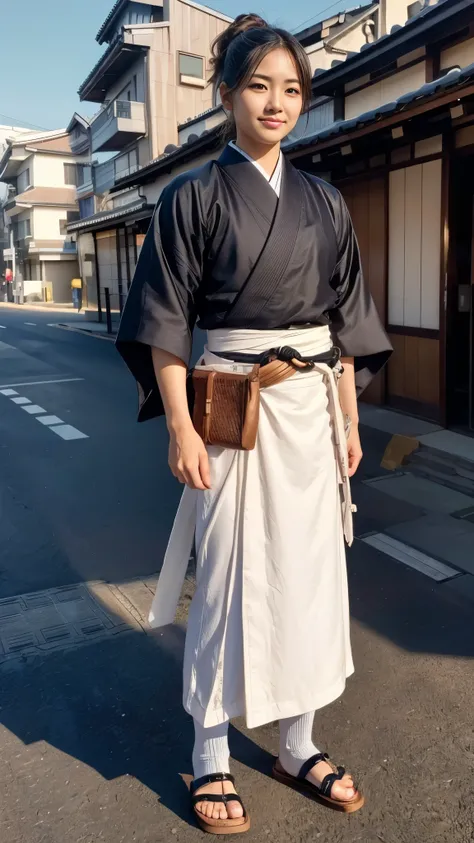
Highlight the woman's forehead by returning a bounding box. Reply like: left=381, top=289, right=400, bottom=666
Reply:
left=253, top=48, right=300, bottom=78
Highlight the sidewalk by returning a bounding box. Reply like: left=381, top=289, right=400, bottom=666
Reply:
left=357, top=403, right=474, bottom=606
left=0, top=301, right=77, bottom=315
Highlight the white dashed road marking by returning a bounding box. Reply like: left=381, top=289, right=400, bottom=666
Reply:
left=0, top=377, right=84, bottom=389
left=0, top=325, right=6, bottom=329
left=24, top=322, right=37, bottom=326
left=11, top=397, right=31, bottom=405
left=22, top=404, right=47, bottom=415
left=37, top=415, right=64, bottom=426
left=49, top=425, right=88, bottom=441
left=1, top=382, right=89, bottom=441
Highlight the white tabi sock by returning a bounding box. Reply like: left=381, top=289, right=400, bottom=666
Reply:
left=192, top=719, right=231, bottom=780
left=278, top=711, right=321, bottom=777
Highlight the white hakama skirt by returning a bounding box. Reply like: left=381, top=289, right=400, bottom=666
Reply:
left=149, top=325, right=355, bottom=729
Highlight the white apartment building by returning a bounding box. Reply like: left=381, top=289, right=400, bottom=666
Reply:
left=0, top=129, right=88, bottom=303
left=68, top=0, right=232, bottom=313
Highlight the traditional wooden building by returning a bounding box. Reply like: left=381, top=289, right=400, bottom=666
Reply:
left=287, top=0, right=474, bottom=432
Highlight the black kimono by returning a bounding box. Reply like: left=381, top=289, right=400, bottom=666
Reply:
left=116, top=144, right=393, bottom=729
left=116, top=144, right=392, bottom=420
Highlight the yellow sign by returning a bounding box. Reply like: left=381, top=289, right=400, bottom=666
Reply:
left=71, top=278, right=82, bottom=289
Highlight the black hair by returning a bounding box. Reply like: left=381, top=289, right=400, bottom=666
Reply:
left=209, top=13, right=312, bottom=139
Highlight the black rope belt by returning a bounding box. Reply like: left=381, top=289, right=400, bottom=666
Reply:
left=209, top=345, right=342, bottom=369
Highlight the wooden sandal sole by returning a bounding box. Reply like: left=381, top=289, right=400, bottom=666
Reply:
left=194, top=809, right=251, bottom=835
left=272, top=761, right=365, bottom=814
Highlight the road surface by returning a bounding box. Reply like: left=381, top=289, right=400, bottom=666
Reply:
left=0, top=306, right=473, bottom=843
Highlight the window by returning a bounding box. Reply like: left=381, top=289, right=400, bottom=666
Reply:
left=15, top=218, right=31, bottom=240
left=67, top=211, right=80, bottom=223
left=79, top=196, right=94, bottom=219
left=114, top=148, right=138, bottom=180
left=179, top=53, right=204, bottom=80
left=17, top=168, right=31, bottom=194
left=76, top=164, right=92, bottom=187
left=64, top=163, right=78, bottom=185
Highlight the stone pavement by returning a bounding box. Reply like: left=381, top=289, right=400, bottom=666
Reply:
left=356, top=404, right=474, bottom=605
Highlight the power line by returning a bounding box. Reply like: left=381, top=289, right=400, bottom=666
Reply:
left=0, top=113, right=49, bottom=131
left=291, top=0, right=349, bottom=33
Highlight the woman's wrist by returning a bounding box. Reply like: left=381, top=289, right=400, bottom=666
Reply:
left=167, top=415, right=194, bottom=436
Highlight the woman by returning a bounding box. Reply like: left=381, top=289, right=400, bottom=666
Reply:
left=116, top=13, right=392, bottom=834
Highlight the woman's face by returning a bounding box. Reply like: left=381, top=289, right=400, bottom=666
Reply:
left=221, top=48, right=303, bottom=148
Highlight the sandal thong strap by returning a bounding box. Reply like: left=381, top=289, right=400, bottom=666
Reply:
left=192, top=792, right=244, bottom=809
left=298, top=753, right=347, bottom=798
left=191, top=772, right=235, bottom=794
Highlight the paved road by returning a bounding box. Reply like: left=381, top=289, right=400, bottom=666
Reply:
left=0, top=305, right=473, bottom=843
left=0, top=307, right=181, bottom=598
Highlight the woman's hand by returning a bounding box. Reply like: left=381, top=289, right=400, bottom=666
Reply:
left=169, top=423, right=211, bottom=490
left=346, top=424, right=363, bottom=478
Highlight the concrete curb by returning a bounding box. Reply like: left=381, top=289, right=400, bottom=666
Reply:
left=53, top=323, right=116, bottom=342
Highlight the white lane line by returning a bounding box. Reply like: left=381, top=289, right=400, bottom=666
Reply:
left=22, top=405, right=46, bottom=415
left=0, top=388, right=18, bottom=396
left=0, top=377, right=84, bottom=389
left=24, top=322, right=37, bottom=326
left=37, top=415, right=64, bottom=426
left=362, top=533, right=459, bottom=582
left=0, top=325, right=6, bottom=329
left=0, top=340, right=15, bottom=350
left=11, top=397, right=31, bottom=405
left=49, top=424, right=89, bottom=441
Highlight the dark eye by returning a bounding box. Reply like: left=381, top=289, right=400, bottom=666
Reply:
left=249, top=82, right=266, bottom=90
left=287, top=87, right=301, bottom=95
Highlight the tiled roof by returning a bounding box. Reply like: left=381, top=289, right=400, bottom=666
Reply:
left=25, top=136, right=73, bottom=154
left=96, top=0, right=127, bottom=44
left=14, top=187, right=77, bottom=206
left=67, top=199, right=153, bottom=232
left=286, top=62, right=474, bottom=153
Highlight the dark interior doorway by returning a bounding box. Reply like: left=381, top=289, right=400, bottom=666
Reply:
left=446, top=155, right=474, bottom=433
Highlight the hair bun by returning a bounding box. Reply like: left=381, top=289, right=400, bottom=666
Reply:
left=210, top=13, right=268, bottom=87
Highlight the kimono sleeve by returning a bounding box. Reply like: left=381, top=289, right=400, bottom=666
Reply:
left=328, top=192, right=392, bottom=395
left=115, top=177, right=205, bottom=421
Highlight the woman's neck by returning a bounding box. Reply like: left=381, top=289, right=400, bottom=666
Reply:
left=234, top=134, right=281, bottom=178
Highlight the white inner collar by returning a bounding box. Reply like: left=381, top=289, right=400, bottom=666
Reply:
left=228, top=141, right=282, bottom=197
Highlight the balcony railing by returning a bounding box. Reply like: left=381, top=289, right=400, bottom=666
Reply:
left=90, top=99, right=146, bottom=153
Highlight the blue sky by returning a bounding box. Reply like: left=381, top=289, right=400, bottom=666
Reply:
left=1, top=0, right=342, bottom=131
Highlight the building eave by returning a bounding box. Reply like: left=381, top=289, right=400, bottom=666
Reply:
left=67, top=199, right=154, bottom=233
left=295, top=3, right=375, bottom=47
left=66, top=113, right=91, bottom=133
left=78, top=37, right=149, bottom=103
left=310, top=0, right=473, bottom=96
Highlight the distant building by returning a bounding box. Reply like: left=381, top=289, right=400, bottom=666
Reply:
left=0, top=129, right=85, bottom=303
left=0, top=125, right=30, bottom=282
left=68, top=0, right=231, bottom=315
